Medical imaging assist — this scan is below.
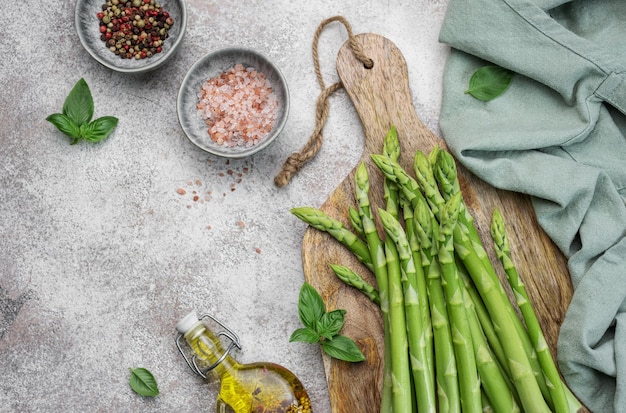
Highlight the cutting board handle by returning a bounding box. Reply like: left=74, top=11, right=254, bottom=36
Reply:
left=337, top=33, right=444, bottom=160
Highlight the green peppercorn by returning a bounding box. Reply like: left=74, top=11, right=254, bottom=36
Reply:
left=132, top=0, right=141, bottom=7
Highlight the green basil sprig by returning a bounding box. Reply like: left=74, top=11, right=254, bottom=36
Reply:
left=46, top=78, right=118, bottom=144
left=465, top=65, right=515, bottom=101
left=129, top=367, right=160, bottom=397
left=290, top=282, right=366, bottom=363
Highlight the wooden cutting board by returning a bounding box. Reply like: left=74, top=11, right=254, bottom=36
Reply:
left=301, top=33, right=576, bottom=412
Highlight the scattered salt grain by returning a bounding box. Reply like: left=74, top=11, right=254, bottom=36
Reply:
left=197, top=63, right=279, bottom=148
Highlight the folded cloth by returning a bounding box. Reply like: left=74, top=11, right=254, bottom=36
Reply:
left=438, top=1, right=626, bottom=411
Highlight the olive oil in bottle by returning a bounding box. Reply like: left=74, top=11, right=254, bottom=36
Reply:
left=175, top=311, right=312, bottom=413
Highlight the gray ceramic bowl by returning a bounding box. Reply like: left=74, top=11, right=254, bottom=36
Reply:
left=75, top=0, right=187, bottom=74
left=177, top=48, right=290, bottom=158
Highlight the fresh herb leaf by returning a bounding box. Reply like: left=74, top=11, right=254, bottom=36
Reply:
left=45, top=113, right=81, bottom=140
left=465, top=65, right=515, bottom=101
left=83, top=116, right=119, bottom=143
left=321, top=335, right=366, bottom=363
left=297, top=282, right=326, bottom=330
left=289, top=327, right=320, bottom=344
left=63, top=78, right=94, bottom=126
left=47, top=78, right=118, bottom=144
left=317, top=309, right=346, bottom=340
left=291, top=282, right=364, bottom=363
left=129, top=367, right=160, bottom=397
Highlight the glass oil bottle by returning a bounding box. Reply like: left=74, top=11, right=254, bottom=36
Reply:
left=175, top=311, right=312, bottom=413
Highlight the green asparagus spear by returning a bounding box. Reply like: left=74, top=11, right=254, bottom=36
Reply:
left=481, top=391, right=496, bottom=413
left=348, top=206, right=364, bottom=238
left=434, top=150, right=552, bottom=404
left=328, top=264, right=380, bottom=305
left=384, top=126, right=435, bottom=399
left=463, top=274, right=521, bottom=413
left=382, top=125, right=401, bottom=164
left=491, top=208, right=573, bottom=413
left=432, top=149, right=462, bottom=203
left=414, top=149, right=446, bottom=219
left=401, top=197, right=435, bottom=390
left=354, top=162, right=396, bottom=413
left=382, top=126, right=401, bottom=222
left=427, top=145, right=441, bottom=171
left=414, top=194, right=460, bottom=412
left=453, top=220, right=552, bottom=412
left=380, top=208, right=437, bottom=413
left=457, top=259, right=511, bottom=379
left=438, top=193, right=482, bottom=413
left=370, top=154, right=428, bottom=210
left=381, top=127, right=404, bottom=413
left=405, top=147, right=446, bottom=380
left=384, top=236, right=414, bottom=413
left=291, top=206, right=373, bottom=273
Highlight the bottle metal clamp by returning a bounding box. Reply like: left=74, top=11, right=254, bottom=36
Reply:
left=175, top=313, right=242, bottom=379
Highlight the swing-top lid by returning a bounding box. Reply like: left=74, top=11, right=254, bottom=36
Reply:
left=176, top=311, right=199, bottom=334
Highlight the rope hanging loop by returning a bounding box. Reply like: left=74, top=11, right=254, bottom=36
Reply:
left=274, top=16, right=373, bottom=188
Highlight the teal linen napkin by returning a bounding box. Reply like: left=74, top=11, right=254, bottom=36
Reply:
left=438, top=1, right=626, bottom=412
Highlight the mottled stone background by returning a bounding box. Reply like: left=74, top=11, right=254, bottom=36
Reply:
left=0, top=1, right=449, bottom=411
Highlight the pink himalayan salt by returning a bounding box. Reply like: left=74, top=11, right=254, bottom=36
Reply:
left=196, top=63, right=279, bottom=148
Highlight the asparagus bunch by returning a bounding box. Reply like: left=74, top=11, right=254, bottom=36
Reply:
left=291, top=126, right=581, bottom=413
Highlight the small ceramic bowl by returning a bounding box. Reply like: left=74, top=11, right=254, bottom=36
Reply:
left=177, top=48, right=290, bottom=158
left=75, top=0, right=187, bottom=74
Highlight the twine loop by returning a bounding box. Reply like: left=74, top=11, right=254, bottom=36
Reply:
left=274, top=16, right=372, bottom=187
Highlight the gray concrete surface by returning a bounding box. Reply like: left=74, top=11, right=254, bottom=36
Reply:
left=0, top=1, right=449, bottom=411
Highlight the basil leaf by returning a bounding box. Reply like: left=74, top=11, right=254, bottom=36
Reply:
left=79, top=123, right=90, bottom=138
left=46, top=113, right=81, bottom=140
left=297, top=283, right=326, bottom=330
left=321, top=334, right=365, bottom=363
left=129, top=367, right=160, bottom=397
left=465, top=65, right=514, bottom=101
left=62, top=78, right=94, bottom=125
left=83, top=116, right=119, bottom=143
left=289, top=327, right=320, bottom=344
left=317, top=309, right=346, bottom=340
